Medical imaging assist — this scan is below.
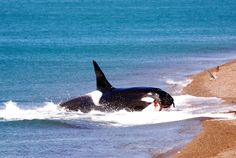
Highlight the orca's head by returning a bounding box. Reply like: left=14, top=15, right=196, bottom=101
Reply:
left=152, top=89, right=175, bottom=109
left=159, top=91, right=175, bottom=109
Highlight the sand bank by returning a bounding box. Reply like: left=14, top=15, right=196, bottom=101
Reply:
left=174, top=120, right=236, bottom=158
left=174, top=60, right=236, bottom=158
left=183, top=60, right=236, bottom=103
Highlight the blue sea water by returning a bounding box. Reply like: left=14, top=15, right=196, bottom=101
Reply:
left=1, top=0, right=236, bottom=157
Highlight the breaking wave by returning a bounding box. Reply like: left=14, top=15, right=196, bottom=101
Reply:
left=0, top=95, right=235, bottom=127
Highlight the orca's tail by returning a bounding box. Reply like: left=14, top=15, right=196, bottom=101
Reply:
left=93, top=60, right=114, bottom=92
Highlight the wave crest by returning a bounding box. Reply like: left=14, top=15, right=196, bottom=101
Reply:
left=0, top=97, right=235, bottom=127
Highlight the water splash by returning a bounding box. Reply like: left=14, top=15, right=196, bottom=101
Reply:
left=0, top=95, right=235, bottom=126
left=0, top=101, right=63, bottom=121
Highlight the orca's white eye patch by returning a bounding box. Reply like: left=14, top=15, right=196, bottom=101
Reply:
left=141, top=97, right=155, bottom=103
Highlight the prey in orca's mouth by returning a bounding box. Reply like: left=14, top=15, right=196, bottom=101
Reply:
left=60, top=61, right=175, bottom=113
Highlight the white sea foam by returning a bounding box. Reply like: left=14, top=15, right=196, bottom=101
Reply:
left=166, top=79, right=192, bottom=87
left=165, top=79, right=192, bottom=94
left=0, top=95, right=235, bottom=126
left=0, top=101, right=63, bottom=120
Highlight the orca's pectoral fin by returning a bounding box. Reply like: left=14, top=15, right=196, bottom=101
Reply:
left=93, top=60, right=114, bottom=92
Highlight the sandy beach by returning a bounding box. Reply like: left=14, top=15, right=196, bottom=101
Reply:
left=174, top=60, right=236, bottom=158
left=175, top=120, right=236, bottom=158
left=183, top=60, right=236, bottom=103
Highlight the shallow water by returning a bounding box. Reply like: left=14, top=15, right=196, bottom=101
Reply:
left=1, top=0, right=236, bottom=157
left=0, top=119, right=204, bottom=158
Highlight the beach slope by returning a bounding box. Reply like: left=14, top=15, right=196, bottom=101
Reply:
left=175, top=60, right=236, bottom=158
left=183, top=60, right=236, bottom=103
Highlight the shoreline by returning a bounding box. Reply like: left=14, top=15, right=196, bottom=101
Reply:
left=183, top=60, right=236, bottom=104
left=156, top=60, right=236, bottom=158
left=153, top=118, right=211, bottom=158
left=175, top=60, right=236, bottom=158
left=174, top=120, right=236, bottom=158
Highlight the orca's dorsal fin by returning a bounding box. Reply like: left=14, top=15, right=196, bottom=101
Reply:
left=93, top=60, right=114, bottom=92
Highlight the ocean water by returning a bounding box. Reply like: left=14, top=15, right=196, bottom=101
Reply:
left=1, top=0, right=236, bottom=157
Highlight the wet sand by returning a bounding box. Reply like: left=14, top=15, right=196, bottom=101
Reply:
left=174, top=60, right=236, bottom=158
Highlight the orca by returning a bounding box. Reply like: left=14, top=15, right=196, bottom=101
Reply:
left=60, top=61, right=175, bottom=113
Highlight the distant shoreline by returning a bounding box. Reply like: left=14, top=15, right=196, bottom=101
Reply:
left=174, top=60, right=236, bottom=158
